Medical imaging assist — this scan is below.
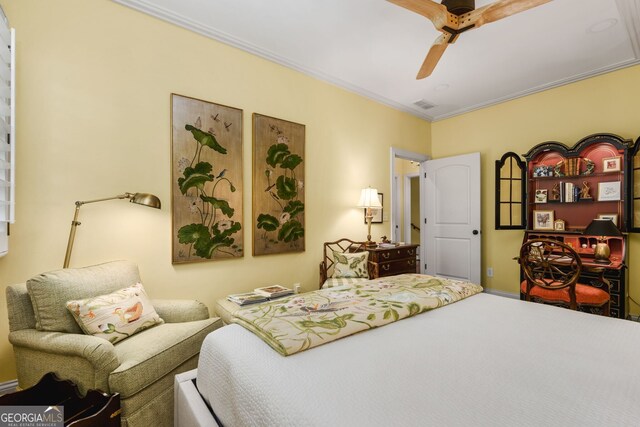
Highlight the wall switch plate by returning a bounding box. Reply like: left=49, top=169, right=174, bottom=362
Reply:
left=487, top=267, right=494, bottom=277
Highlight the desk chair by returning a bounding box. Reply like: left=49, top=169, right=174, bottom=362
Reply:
left=519, top=239, right=610, bottom=316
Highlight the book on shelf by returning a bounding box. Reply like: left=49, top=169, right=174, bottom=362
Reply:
left=226, top=292, right=268, bottom=306
left=253, top=285, right=294, bottom=298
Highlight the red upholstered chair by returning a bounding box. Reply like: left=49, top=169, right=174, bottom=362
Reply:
left=519, top=239, right=610, bottom=316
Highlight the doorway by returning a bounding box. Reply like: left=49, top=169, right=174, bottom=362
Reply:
left=390, top=148, right=429, bottom=271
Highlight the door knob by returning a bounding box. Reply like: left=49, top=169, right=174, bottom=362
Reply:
left=473, top=230, right=479, bottom=235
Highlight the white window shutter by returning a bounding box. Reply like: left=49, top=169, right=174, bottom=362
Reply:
left=0, top=6, right=14, bottom=257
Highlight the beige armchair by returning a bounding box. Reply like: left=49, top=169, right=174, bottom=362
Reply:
left=6, top=261, right=222, bottom=427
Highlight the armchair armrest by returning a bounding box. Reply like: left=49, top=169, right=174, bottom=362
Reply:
left=9, top=329, right=119, bottom=373
left=151, top=299, right=210, bottom=323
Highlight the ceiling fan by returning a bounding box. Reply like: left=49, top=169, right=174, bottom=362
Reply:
left=388, top=0, right=551, bottom=79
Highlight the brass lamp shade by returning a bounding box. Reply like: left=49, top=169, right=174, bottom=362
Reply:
left=129, top=193, right=161, bottom=209
left=583, top=219, right=622, bottom=264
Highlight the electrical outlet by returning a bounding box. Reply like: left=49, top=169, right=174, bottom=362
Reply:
left=293, top=283, right=301, bottom=294
left=487, top=267, right=494, bottom=277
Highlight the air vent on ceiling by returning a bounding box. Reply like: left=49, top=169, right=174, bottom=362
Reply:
left=413, top=99, right=435, bottom=110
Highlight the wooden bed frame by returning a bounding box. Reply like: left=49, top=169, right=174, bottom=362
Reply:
left=318, top=238, right=367, bottom=287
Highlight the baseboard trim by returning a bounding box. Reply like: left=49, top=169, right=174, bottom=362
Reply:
left=483, top=289, right=520, bottom=300
left=0, top=379, right=18, bottom=395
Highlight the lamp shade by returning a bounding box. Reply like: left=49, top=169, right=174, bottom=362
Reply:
left=357, top=188, right=382, bottom=208
left=583, top=218, right=622, bottom=237
left=129, top=193, right=162, bottom=209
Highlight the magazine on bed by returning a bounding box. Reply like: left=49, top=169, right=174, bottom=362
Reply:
left=253, top=285, right=294, bottom=298
left=227, top=292, right=269, bottom=306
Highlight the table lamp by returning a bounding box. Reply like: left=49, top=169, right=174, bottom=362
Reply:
left=63, top=192, right=161, bottom=268
left=583, top=218, right=622, bottom=264
left=357, top=187, right=382, bottom=248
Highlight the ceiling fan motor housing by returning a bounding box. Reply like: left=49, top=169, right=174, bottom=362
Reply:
left=442, top=0, right=475, bottom=15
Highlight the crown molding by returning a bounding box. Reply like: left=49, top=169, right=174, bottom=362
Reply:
left=112, top=0, right=640, bottom=123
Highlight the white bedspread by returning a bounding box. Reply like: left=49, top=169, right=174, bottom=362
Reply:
left=197, top=293, right=640, bottom=426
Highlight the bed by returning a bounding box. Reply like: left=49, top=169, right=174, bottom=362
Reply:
left=184, top=277, right=640, bottom=426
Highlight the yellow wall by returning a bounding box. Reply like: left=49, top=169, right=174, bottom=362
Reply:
left=0, top=0, right=431, bottom=382
left=432, top=64, right=640, bottom=314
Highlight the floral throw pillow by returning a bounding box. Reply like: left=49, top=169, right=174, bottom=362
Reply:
left=66, top=282, right=163, bottom=344
left=332, top=251, right=369, bottom=279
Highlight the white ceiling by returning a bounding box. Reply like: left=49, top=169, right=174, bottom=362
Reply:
left=114, top=0, right=640, bottom=121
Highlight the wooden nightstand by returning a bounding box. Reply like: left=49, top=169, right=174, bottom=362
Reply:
left=367, top=244, right=419, bottom=278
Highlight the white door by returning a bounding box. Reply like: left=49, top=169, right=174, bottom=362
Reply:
left=422, top=152, right=481, bottom=284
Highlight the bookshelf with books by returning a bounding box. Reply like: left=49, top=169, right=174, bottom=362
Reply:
left=522, top=133, right=633, bottom=318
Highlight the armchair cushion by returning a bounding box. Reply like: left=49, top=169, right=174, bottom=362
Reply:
left=332, top=251, right=369, bottom=279
left=66, top=282, right=163, bottom=344
left=27, top=261, right=141, bottom=333
left=109, top=318, right=221, bottom=398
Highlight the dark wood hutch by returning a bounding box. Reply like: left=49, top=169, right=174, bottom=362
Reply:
left=521, top=133, right=634, bottom=318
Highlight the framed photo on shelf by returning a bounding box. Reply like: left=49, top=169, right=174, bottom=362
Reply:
left=554, top=219, right=565, bottom=231
left=597, top=213, right=618, bottom=226
left=602, top=156, right=621, bottom=173
left=533, top=210, right=554, bottom=230
left=364, top=193, right=383, bottom=224
left=597, top=181, right=621, bottom=201
left=534, top=189, right=547, bottom=203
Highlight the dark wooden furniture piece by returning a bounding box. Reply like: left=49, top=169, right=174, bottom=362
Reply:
left=519, top=239, right=610, bottom=315
left=367, top=244, right=419, bottom=279
left=319, top=238, right=367, bottom=286
left=0, top=372, right=120, bottom=426
left=521, top=134, right=631, bottom=318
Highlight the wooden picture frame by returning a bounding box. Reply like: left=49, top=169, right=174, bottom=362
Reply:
left=364, top=193, right=383, bottom=224
left=602, top=156, right=621, bottom=173
left=252, top=113, right=305, bottom=256
left=533, top=210, right=554, bottom=230
left=534, top=189, right=547, bottom=203
left=553, top=219, right=565, bottom=231
left=597, top=213, right=618, bottom=226
left=171, top=94, right=244, bottom=264
left=597, top=181, right=621, bottom=201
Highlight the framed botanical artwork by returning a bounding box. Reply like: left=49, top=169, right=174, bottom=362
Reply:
left=553, top=219, right=565, bottom=231
left=597, top=181, right=621, bottom=201
left=597, top=213, right=618, bottom=226
left=534, top=189, right=547, bottom=203
left=253, top=113, right=305, bottom=256
left=602, top=156, right=621, bottom=173
left=364, top=193, right=383, bottom=224
left=533, top=210, right=554, bottom=230
left=171, top=94, right=244, bottom=264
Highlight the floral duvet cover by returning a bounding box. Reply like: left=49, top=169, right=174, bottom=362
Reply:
left=231, top=274, right=483, bottom=356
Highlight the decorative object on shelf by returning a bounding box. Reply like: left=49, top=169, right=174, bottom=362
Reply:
left=533, top=165, right=553, bottom=177
left=597, top=181, right=621, bottom=201
left=602, top=156, right=621, bottom=172
left=63, top=192, right=161, bottom=268
left=357, top=187, right=382, bottom=248
left=364, top=193, right=383, bottom=224
left=554, top=219, right=566, bottom=231
left=550, top=183, right=560, bottom=201
left=583, top=158, right=595, bottom=175
left=532, top=210, right=554, bottom=230
left=580, top=181, right=592, bottom=199
left=171, top=94, right=244, bottom=263
left=584, top=218, right=623, bottom=264
left=253, top=113, right=305, bottom=256
left=534, top=189, right=547, bottom=203
left=597, top=213, right=618, bottom=226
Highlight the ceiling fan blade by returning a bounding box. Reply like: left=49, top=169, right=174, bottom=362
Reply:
left=387, top=0, right=448, bottom=28
left=475, top=0, right=551, bottom=27
left=417, top=34, right=450, bottom=79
